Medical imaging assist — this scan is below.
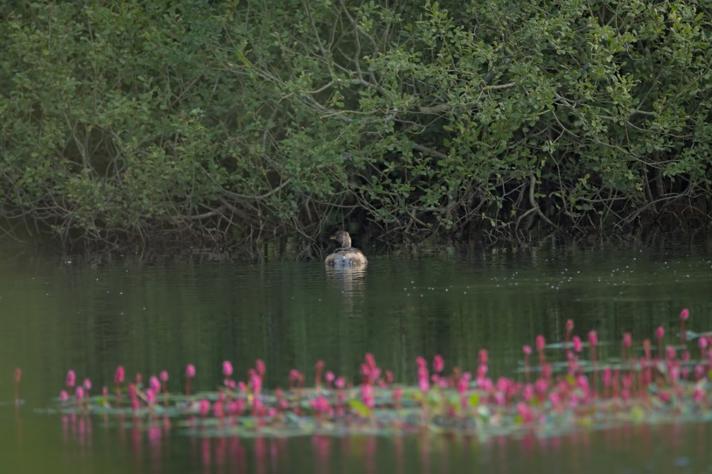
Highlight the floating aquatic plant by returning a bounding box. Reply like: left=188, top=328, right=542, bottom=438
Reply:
left=41, top=308, right=712, bottom=440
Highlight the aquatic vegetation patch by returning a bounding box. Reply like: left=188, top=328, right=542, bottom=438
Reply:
left=39, top=308, right=712, bottom=440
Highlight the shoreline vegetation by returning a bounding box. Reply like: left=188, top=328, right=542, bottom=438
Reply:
left=1, top=1, right=711, bottom=259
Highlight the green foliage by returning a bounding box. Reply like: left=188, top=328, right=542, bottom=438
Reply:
left=1, top=0, right=710, bottom=253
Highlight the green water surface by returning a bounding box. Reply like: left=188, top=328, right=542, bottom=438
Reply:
left=1, top=242, right=712, bottom=473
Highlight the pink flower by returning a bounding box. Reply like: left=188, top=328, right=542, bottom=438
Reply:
left=198, top=399, right=211, bottom=416
left=572, top=335, right=582, bottom=353
left=228, top=399, right=245, bottom=415
left=256, top=359, right=266, bottom=376
left=587, top=330, right=598, bottom=348
left=418, top=366, right=430, bottom=392
left=159, top=370, right=169, bottom=383
left=222, top=360, right=234, bottom=377
left=680, top=308, right=690, bottom=321
left=325, top=371, right=335, bottom=383
left=523, top=384, right=534, bottom=402
left=250, top=370, right=262, bottom=394
left=693, top=387, right=705, bottom=403
left=360, top=384, right=375, bottom=409
left=288, top=369, right=304, bottom=386
left=392, top=386, right=404, bottom=403
left=565, top=319, right=574, bottom=334
left=149, top=376, right=161, bottom=392
left=310, top=395, right=331, bottom=415
left=699, top=338, right=709, bottom=350
left=82, top=378, right=92, bottom=391
left=517, top=402, right=534, bottom=423
left=535, top=335, right=546, bottom=352
left=364, top=353, right=377, bottom=369
left=433, top=354, right=444, bottom=373
left=602, top=368, right=613, bottom=388
left=694, top=364, right=705, bottom=380
left=59, top=390, right=69, bottom=402
left=334, top=376, right=346, bottom=389
left=479, top=349, right=488, bottom=365
left=666, top=345, right=676, bottom=361
left=114, top=366, right=125, bottom=384
left=655, top=326, right=665, bottom=341
left=65, top=369, right=76, bottom=388
left=457, top=373, right=471, bottom=394
left=213, top=399, right=224, bottom=418
left=146, top=388, right=156, bottom=405
left=75, top=386, right=85, bottom=400
left=522, top=345, right=532, bottom=356
left=185, top=363, right=196, bottom=379
left=623, top=332, right=633, bottom=349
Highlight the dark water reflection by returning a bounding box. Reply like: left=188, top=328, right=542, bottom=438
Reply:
left=1, top=242, right=712, bottom=473
left=7, top=410, right=712, bottom=473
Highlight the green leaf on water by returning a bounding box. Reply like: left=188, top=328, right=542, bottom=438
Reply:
left=349, top=399, right=371, bottom=417
left=469, top=394, right=480, bottom=408
left=630, top=405, right=645, bottom=422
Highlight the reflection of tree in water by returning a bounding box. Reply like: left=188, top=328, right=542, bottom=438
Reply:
left=53, top=407, right=712, bottom=474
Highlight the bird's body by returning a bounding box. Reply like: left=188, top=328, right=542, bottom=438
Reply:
left=325, top=231, right=368, bottom=268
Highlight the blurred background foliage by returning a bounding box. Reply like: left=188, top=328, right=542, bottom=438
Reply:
left=1, top=0, right=710, bottom=257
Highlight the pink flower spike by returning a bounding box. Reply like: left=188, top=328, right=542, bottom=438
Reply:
left=146, top=388, right=156, bottom=405
left=433, top=354, right=444, bottom=373
left=392, top=387, right=403, bottom=403
left=185, top=363, right=196, bottom=379
left=82, top=378, right=92, bottom=391
left=572, top=336, right=582, bottom=353
left=623, top=332, right=633, bottom=349
left=699, top=338, right=709, bottom=350
left=680, top=308, right=690, bottom=321
left=666, top=345, right=676, bottom=361
left=535, top=335, right=546, bottom=352
left=256, top=359, right=266, bottom=376
left=59, top=390, right=69, bottom=402
left=479, top=349, right=488, bottom=365
left=222, top=360, right=233, bottom=378
left=149, top=375, right=161, bottom=392
left=365, top=353, right=377, bottom=369
left=655, top=326, right=665, bottom=341
left=66, top=369, right=76, bottom=388
left=325, top=371, right=335, bottom=383
left=587, top=330, right=598, bottom=348
left=565, top=319, right=574, bottom=334
left=693, top=387, right=705, bottom=403
left=334, top=377, right=346, bottom=389
left=75, top=386, right=85, bottom=400
left=522, top=345, right=532, bottom=356
left=198, top=399, right=210, bottom=416
left=114, top=366, right=125, bottom=384
left=159, top=370, right=169, bottom=383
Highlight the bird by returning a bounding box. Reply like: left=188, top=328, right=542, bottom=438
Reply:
left=324, top=230, right=368, bottom=268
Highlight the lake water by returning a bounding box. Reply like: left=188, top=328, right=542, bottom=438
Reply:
left=2, top=241, right=712, bottom=473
